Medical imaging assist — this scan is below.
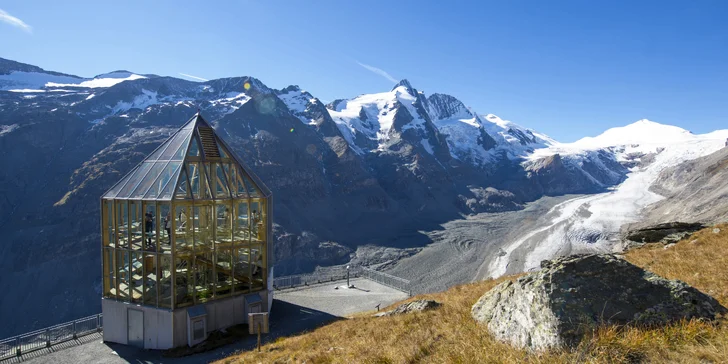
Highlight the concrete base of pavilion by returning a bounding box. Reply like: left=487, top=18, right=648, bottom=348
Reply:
left=101, top=290, right=271, bottom=350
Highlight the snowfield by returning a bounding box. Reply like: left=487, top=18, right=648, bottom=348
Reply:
left=0, top=70, right=146, bottom=91
left=488, top=120, right=728, bottom=278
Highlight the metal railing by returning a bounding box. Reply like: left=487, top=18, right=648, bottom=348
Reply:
left=0, top=314, right=102, bottom=360
left=273, top=266, right=411, bottom=296
left=360, top=267, right=411, bottom=296
left=273, top=269, right=361, bottom=290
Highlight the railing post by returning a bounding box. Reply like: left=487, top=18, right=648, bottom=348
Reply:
left=73, top=321, right=77, bottom=340
left=97, top=314, right=102, bottom=333
left=46, top=328, right=51, bottom=348
left=15, top=337, right=21, bottom=357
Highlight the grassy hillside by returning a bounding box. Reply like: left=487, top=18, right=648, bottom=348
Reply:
left=219, top=224, right=728, bottom=364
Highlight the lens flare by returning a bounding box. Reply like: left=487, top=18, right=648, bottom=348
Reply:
left=244, top=82, right=251, bottom=90
left=290, top=128, right=294, bottom=133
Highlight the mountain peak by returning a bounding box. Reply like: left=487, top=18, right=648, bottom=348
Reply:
left=392, top=79, right=414, bottom=92
left=570, top=119, right=694, bottom=149
left=279, top=85, right=301, bottom=93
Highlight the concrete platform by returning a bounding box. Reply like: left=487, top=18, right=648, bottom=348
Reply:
left=273, top=278, right=409, bottom=317
left=16, top=278, right=408, bottom=364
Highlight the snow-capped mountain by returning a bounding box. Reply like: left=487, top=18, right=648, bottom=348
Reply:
left=489, top=121, right=728, bottom=278
left=2, top=56, right=726, bottom=338
left=0, top=59, right=149, bottom=91
left=324, top=79, right=450, bottom=160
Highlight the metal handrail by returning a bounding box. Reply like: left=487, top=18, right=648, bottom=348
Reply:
left=273, top=266, right=412, bottom=296
left=360, top=267, right=412, bottom=296
left=0, top=314, right=102, bottom=360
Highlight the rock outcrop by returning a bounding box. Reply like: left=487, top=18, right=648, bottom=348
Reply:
left=624, top=222, right=705, bottom=246
left=471, top=254, right=726, bottom=351
left=377, top=299, right=441, bottom=317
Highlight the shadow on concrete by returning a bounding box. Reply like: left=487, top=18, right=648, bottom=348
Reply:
left=107, top=299, right=341, bottom=363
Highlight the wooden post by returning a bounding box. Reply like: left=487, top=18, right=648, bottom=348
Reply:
left=257, top=322, right=261, bottom=352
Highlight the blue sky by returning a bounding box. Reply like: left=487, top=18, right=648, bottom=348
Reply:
left=1, top=0, right=727, bottom=142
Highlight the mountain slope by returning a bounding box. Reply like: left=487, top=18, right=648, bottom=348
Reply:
left=487, top=121, right=728, bottom=277
left=1, top=57, right=724, bottom=339
left=637, top=144, right=728, bottom=226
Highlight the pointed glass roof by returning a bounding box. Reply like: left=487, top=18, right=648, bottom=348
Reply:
left=103, top=113, right=271, bottom=201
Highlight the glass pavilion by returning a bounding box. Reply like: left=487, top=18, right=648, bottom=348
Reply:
left=100, top=113, right=272, bottom=311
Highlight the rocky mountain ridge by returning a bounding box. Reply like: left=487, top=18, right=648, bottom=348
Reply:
left=1, top=56, right=724, bottom=338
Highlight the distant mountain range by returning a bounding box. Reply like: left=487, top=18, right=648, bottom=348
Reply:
left=1, top=57, right=727, bottom=338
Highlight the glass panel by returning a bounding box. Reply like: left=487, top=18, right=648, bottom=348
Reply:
left=257, top=199, right=267, bottom=288
left=234, top=247, right=251, bottom=294
left=187, top=136, right=201, bottom=157
left=143, top=253, right=157, bottom=306
left=250, top=243, right=265, bottom=291
left=129, top=161, right=167, bottom=199
left=236, top=169, right=249, bottom=197
left=115, top=201, right=129, bottom=249
left=159, top=255, right=173, bottom=308
left=194, top=205, right=214, bottom=252
left=103, top=171, right=134, bottom=199
left=234, top=201, right=249, bottom=244
left=159, top=131, right=192, bottom=161
left=217, top=140, right=230, bottom=159
left=103, top=247, right=115, bottom=298
left=116, top=250, right=130, bottom=301
left=250, top=200, right=262, bottom=243
left=115, top=162, right=153, bottom=199
left=129, top=201, right=144, bottom=250
left=183, top=117, right=196, bottom=130
left=145, top=134, right=177, bottom=161
left=193, top=252, right=215, bottom=303
left=175, top=205, right=192, bottom=254
left=224, top=164, right=236, bottom=197
left=216, top=202, right=233, bottom=244
left=103, top=200, right=113, bottom=247
left=214, top=163, right=230, bottom=198
left=176, top=256, right=194, bottom=308
left=189, top=163, right=201, bottom=199
left=174, top=168, right=191, bottom=200
left=143, top=162, right=180, bottom=199
left=242, top=172, right=260, bottom=198
left=172, top=134, right=191, bottom=161
left=215, top=248, right=233, bottom=298
left=202, top=164, right=213, bottom=199
left=159, top=203, right=172, bottom=253
left=143, top=203, right=157, bottom=251
left=157, top=162, right=183, bottom=200
left=131, top=252, right=144, bottom=303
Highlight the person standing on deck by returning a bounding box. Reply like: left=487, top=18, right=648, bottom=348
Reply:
left=164, top=213, right=172, bottom=243
left=144, top=211, right=154, bottom=246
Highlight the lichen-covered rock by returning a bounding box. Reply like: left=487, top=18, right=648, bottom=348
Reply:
left=471, top=254, right=727, bottom=351
left=625, top=222, right=704, bottom=244
left=379, top=299, right=441, bottom=317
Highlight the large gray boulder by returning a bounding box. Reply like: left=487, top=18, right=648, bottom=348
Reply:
left=471, top=254, right=727, bottom=351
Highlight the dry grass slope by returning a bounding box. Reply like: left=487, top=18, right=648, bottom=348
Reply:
left=219, top=224, right=728, bottom=364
